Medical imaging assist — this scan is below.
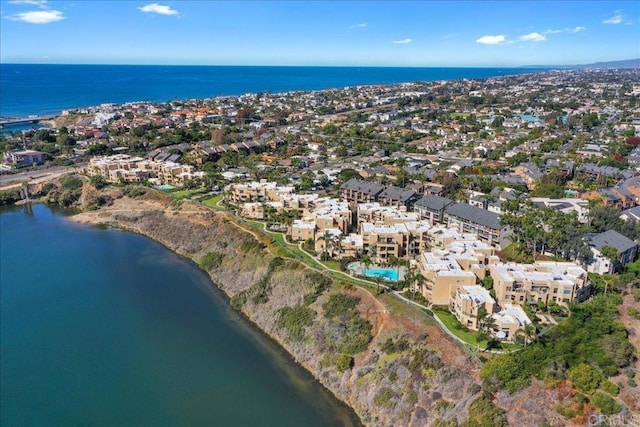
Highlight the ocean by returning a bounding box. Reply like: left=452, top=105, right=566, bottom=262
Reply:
left=0, top=204, right=360, bottom=426
left=0, top=63, right=548, bottom=118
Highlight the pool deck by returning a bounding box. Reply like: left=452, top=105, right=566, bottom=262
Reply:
left=347, top=262, right=406, bottom=282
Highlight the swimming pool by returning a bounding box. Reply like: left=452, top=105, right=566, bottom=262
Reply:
left=363, top=268, right=399, bottom=281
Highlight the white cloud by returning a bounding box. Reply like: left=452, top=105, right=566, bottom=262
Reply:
left=392, top=38, right=412, bottom=44
left=603, top=11, right=623, bottom=24
left=442, top=33, right=458, bottom=40
left=8, top=0, right=48, bottom=6
left=476, top=35, right=507, bottom=45
left=545, top=26, right=586, bottom=34
left=349, top=23, right=367, bottom=29
left=8, top=9, right=64, bottom=24
left=519, top=32, right=546, bottom=42
left=138, top=3, right=179, bottom=16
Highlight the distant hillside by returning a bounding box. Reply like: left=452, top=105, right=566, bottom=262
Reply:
left=521, top=58, right=639, bottom=70
left=578, top=58, right=640, bottom=69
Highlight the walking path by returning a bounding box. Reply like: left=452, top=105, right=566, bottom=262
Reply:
left=202, top=198, right=520, bottom=355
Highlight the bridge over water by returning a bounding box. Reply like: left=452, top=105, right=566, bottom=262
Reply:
left=0, top=115, right=57, bottom=127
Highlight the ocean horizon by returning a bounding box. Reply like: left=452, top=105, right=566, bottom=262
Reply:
left=0, top=63, right=550, bottom=118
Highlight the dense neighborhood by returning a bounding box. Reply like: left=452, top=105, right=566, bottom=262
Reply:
left=3, top=68, right=640, bottom=325
left=2, top=67, right=639, bottom=422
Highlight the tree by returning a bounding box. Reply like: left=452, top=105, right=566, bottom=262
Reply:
left=395, top=157, right=408, bottom=188
left=600, top=245, right=620, bottom=266
left=320, top=230, right=332, bottom=260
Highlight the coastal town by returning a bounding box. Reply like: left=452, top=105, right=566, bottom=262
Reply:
left=2, top=67, right=640, bottom=424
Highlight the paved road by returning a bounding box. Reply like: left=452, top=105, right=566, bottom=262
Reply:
left=0, top=163, right=85, bottom=190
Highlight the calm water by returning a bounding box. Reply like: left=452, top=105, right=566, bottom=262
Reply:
left=0, top=204, right=360, bottom=427
left=0, top=64, right=548, bottom=117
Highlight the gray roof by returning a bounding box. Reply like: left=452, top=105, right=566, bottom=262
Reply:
left=588, top=229, right=637, bottom=253
left=577, top=163, right=623, bottom=177
left=379, top=186, right=418, bottom=203
left=341, top=178, right=385, bottom=195
left=445, top=203, right=502, bottom=230
left=415, top=195, right=454, bottom=211
left=621, top=206, right=640, bottom=221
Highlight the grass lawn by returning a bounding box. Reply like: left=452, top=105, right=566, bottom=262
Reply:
left=201, top=194, right=223, bottom=208
left=170, top=188, right=208, bottom=200
left=432, top=307, right=524, bottom=352
left=432, top=307, right=488, bottom=348
left=322, top=260, right=342, bottom=271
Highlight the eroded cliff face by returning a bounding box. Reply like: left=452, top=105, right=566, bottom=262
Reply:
left=72, top=189, right=482, bottom=426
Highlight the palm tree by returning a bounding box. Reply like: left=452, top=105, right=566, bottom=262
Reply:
left=361, top=254, right=373, bottom=277
left=320, top=230, right=332, bottom=260
left=332, top=233, right=345, bottom=259
left=395, top=157, right=408, bottom=188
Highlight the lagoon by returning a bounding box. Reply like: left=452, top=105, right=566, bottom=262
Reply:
left=0, top=204, right=359, bottom=426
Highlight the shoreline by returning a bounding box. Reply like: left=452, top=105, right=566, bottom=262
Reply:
left=69, top=207, right=365, bottom=426
left=67, top=190, right=483, bottom=426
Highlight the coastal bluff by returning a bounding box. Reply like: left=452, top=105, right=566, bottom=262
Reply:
left=69, top=186, right=566, bottom=426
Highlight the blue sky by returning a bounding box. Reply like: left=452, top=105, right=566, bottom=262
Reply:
left=1, top=1, right=638, bottom=66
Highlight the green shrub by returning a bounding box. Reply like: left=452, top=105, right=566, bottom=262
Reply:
left=463, top=395, right=508, bottom=427
left=323, top=293, right=359, bottom=318
left=41, top=182, right=56, bottom=194
left=200, top=252, right=226, bottom=271
left=335, top=353, right=353, bottom=372
left=567, top=363, right=603, bottom=393
left=126, top=186, right=147, bottom=198
left=250, top=277, right=271, bottom=304
left=240, top=239, right=265, bottom=253
left=591, top=392, right=621, bottom=415
left=0, top=189, right=21, bottom=206
left=230, top=291, right=248, bottom=310
left=373, top=387, right=394, bottom=408
left=380, top=337, right=410, bottom=354
left=481, top=294, right=635, bottom=393
left=60, top=175, right=83, bottom=190
left=405, top=388, right=418, bottom=405
left=303, top=271, right=332, bottom=306
left=600, top=379, right=619, bottom=396
left=276, top=305, right=315, bottom=342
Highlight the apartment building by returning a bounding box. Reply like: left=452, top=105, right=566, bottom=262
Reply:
left=443, top=203, right=510, bottom=249
left=224, top=180, right=294, bottom=204
left=490, top=261, right=590, bottom=307
left=84, top=154, right=204, bottom=186
left=377, top=185, right=420, bottom=208
left=416, top=237, right=497, bottom=305
left=340, top=178, right=385, bottom=204
left=414, top=195, right=454, bottom=225
left=450, top=285, right=496, bottom=330
left=356, top=202, right=419, bottom=227
left=490, top=304, right=532, bottom=340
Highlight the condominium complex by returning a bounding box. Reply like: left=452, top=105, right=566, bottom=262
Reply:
left=490, top=261, right=590, bottom=307
left=84, top=154, right=204, bottom=186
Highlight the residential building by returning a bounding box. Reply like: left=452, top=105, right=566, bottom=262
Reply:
left=490, top=261, right=590, bottom=307
left=378, top=186, right=420, bottom=208
left=416, top=237, right=497, bottom=305
left=585, top=229, right=638, bottom=274
left=340, top=178, right=385, bottom=204
left=450, top=285, right=496, bottom=330
left=3, top=150, right=46, bottom=168
left=490, top=304, right=532, bottom=340
left=444, top=203, right=509, bottom=249
left=414, top=195, right=454, bottom=225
